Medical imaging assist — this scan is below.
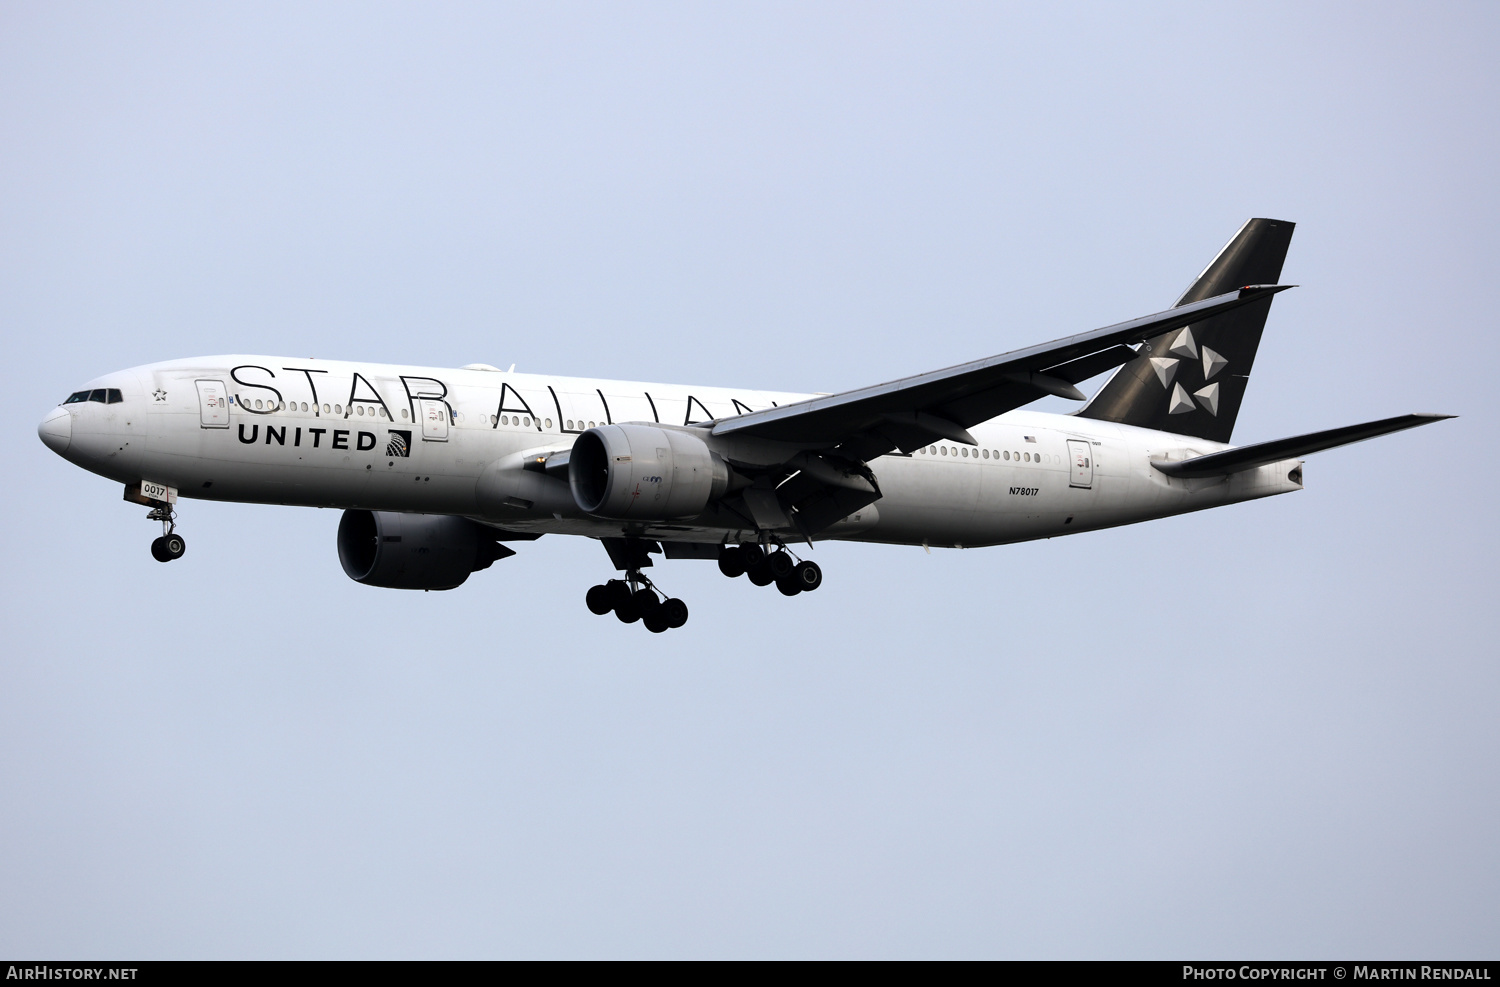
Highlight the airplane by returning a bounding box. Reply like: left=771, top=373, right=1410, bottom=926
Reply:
left=37, top=219, right=1451, bottom=632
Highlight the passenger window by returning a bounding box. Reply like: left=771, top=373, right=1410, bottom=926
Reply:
left=940, top=447, right=947, bottom=456
left=523, top=417, right=531, bottom=426
left=545, top=418, right=553, bottom=429
left=929, top=446, right=937, bottom=454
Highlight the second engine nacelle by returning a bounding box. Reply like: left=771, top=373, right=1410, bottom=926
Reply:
left=569, top=424, right=729, bottom=520
left=337, top=510, right=514, bottom=590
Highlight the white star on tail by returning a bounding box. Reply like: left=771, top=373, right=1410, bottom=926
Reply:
left=1193, top=382, right=1220, bottom=416
left=1168, top=327, right=1198, bottom=359
left=1201, top=346, right=1227, bottom=380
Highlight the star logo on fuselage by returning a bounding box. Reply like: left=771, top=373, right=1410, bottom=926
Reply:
left=153, top=389, right=167, bottom=401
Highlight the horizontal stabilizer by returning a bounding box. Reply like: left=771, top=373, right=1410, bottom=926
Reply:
left=1152, top=413, right=1455, bottom=478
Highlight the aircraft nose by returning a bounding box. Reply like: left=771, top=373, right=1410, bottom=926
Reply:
left=38, top=406, right=72, bottom=455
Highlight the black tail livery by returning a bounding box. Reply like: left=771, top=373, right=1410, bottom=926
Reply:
left=1080, top=217, right=1295, bottom=443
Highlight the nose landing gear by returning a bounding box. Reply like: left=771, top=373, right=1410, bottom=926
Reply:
left=585, top=572, right=689, bottom=632
left=146, top=504, right=186, bottom=563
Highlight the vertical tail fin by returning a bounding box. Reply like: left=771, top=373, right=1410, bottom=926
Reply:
left=1078, top=218, right=1295, bottom=443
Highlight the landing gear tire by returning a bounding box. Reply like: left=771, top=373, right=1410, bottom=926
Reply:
left=586, top=584, right=614, bottom=615
left=614, top=590, right=642, bottom=623
left=793, top=560, right=822, bottom=592
left=643, top=611, right=670, bottom=633
left=150, top=536, right=170, bottom=563
left=776, top=574, right=802, bottom=596
left=634, top=590, right=661, bottom=620
left=162, top=533, right=186, bottom=561
left=661, top=598, right=689, bottom=628
left=766, top=550, right=794, bottom=580
left=717, top=547, right=746, bottom=579
left=746, top=562, right=775, bottom=586
left=739, top=544, right=765, bottom=569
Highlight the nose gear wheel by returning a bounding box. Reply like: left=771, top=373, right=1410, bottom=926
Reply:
left=145, top=503, right=186, bottom=562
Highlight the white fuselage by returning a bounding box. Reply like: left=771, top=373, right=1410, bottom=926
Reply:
left=44, top=356, right=1303, bottom=548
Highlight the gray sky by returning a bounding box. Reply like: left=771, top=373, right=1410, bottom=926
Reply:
left=2, top=1, right=1496, bottom=959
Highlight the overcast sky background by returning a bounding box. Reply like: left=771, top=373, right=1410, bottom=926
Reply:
left=2, top=1, right=1496, bottom=959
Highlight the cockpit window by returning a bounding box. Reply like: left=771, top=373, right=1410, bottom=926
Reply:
left=62, top=388, right=123, bottom=405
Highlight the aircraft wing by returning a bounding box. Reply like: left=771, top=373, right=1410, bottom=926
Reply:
left=1151, top=413, right=1455, bottom=478
left=711, top=285, right=1293, bottom=461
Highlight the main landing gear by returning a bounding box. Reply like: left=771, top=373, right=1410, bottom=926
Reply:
left=146, top=503, right=186, bottom=563
left=585, top=573, right=689, bottom=633
left=717, top=543, right=822, bottom=596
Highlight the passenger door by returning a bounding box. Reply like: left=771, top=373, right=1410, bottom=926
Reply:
left=418, top=398, right=449, bottom=441
left=196, top=379, right=229, bottom=428
left=1067, top=439, right=1093, bottom=489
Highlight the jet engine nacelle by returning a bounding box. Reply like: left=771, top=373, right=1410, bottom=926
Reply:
left=337, top=510, right=514, bottom=590
left=569, top=424, right=730, bottom=520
